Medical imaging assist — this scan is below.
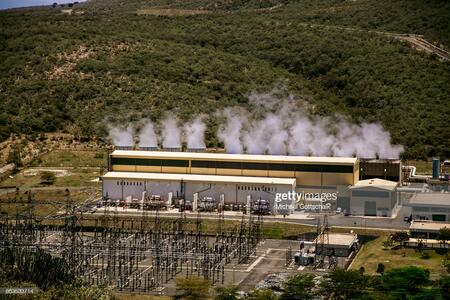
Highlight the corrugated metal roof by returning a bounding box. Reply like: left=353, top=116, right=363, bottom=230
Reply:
left=409, top=192, right=450, bottom=206
left=111, top=150, right=358, bottom=165
left=314, top=233, right=358, bottom=247
left=350, top=178, right=398, bottom=191
left=102, top=171, right=296, bottom=185
left=410, top=221, right=450, bottom=232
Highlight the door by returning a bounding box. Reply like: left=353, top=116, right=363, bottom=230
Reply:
left=432, top=214, right=446, bottom=221
left=337, top=197, right=350, bottom=214
left=364, top=201, right=377, bottom=216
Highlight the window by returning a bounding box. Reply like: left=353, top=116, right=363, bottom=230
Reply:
left=111, top=157, right=188, bottom=167
left=162, top=159, right=189, bottom=167
left=112, top=156, right=354, bottom=173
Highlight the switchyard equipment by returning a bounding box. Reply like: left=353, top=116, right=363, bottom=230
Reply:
left=0, top=193, right=263, bottom=294
left=286, top=215, right=358, bottom=269
left=313, top=215, right=335, bottom=269
left=252, top=199, right=271, bottom=215
left=198, top=196, right=217, bottom=212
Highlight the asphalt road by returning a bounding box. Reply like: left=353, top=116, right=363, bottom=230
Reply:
left=89, top=205, right=413, bottom=231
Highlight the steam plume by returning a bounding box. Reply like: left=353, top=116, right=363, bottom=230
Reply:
left=107, top=89, right=403, bottom=159
left=138, top=120, right=158, bottom=148
left=108, top=126, right=134, bottom=147
left=217, top=108, right=245, bottom=154
left=217, top=90, right=403, bottom=159
left=184, top=116, right=206, bottom=149
left=161, top=115, right=181, bottom=148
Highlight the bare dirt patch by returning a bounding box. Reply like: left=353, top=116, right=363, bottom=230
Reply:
left=136, top=9, right=211, bottom=17
left=24, top=168, right=70, bottom=178
left=45, top=45, right=94, bottom=80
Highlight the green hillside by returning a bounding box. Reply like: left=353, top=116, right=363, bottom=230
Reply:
left=0, top=0, right=449, bottom=158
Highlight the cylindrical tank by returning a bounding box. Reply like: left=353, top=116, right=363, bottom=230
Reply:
left=432, top=158, right=440, bottom=179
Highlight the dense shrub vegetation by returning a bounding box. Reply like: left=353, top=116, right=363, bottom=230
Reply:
left=0, top=247, right=113, bottom=299
left=0, top=0, right=449, bottom=158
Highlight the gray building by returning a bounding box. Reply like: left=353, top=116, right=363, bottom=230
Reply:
left=101, top=171, right=296, bottom=214
left=409, top=221, right=450, bottom=239
left=313, top=233, right=359, bottom=257
left=408, top=193, right=450, bottom=222
left=348, top=178, right=398, bottom=217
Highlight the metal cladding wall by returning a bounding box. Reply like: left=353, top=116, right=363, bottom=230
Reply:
left=108, top=151, right=359, bottom=188
left=359, top=159, right=401, bottom=182
left=102, top=178, right=294, bottom=214
left=349, top=187, right=397, bottom=217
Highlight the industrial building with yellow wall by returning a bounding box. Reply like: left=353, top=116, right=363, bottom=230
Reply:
left=101, top=150, right=401, bottom=216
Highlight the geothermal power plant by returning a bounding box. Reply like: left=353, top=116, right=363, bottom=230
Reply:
left=103, top=100, right=408, bottom=217
left=102, top=148, right=403, bottom=217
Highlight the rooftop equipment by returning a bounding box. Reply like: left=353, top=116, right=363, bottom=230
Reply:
left=115, top=146, right=134, bottom=150
left=138, top=147, right=158, bottom=151
left=187, top=147, right=206, bottom=152
left=162, top=147, right=182, bottom=152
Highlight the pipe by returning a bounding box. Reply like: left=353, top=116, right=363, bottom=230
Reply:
left=404, top=166, right=430, bottom=180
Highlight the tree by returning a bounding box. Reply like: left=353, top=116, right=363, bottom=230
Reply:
left=379, top=266, right=430, bottom=295
left=280, top=273, right=315, bottom=300
left=40, top=171, right=56, bottom=185
left=175, top=277, right=211, bottom=300
left=391, top=231, right=410, bottom=247
left=0, top=247, right=74, bottom=289
left=319, top=269, right=368, bottom=299
left=376, top=263, right=385, bottom=275
left=437, top=276, right=450, bottom=299
left=215, top=285, right=238, bottom=300
left=412, top=288, right=444, bottom=300
left=246, top=289, right=278, bottom=300
left=438, top=227, right=450, bottom=248
left=444, top=258, right=450, bottom=274
left=6, top=144, right=22, bottom=169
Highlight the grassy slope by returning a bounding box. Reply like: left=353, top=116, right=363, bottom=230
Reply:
left=350, top=235, right=448, bottom=279
left=0, top=150, right=103, bottom=216
left=0, top=0, right=449, bottom=158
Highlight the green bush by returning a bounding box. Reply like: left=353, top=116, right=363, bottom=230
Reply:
left=40, top=171, right=56, bottom=185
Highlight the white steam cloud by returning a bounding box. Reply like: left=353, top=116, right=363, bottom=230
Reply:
left=108, top=126, right=134, bottom=147
left=217, top=108, right=245, bottom=154
left=106, top=89, right=403, bottom=159
left=161, top=115, right=182, bottom=148
left=217, top=90, right=403, bottom=159
left=184, top=116, right=206, bottom=149
left=138, top=120, right=158, bottom=148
